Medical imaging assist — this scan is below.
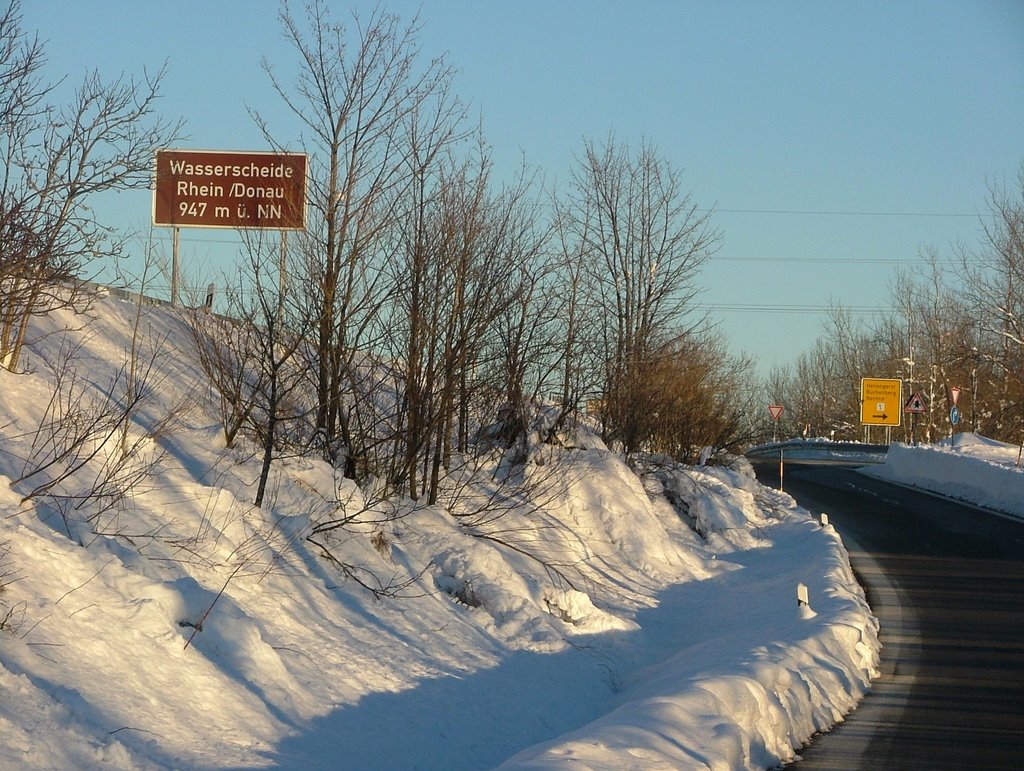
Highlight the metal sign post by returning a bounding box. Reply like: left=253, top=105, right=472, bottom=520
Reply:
left=171, top=226, right=180, bottom=307
left=153, top=148, right=308, bottom=306
left=904, top=390, right=928, bottom=446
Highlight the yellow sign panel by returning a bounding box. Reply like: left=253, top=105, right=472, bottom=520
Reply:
left=860, top=378, right=902, bottom=426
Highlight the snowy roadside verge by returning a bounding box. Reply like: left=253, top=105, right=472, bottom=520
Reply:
left=861, top=433, right=1024, bottom=519
left=0, top=296, right=880, bottom=770
left=498, top=468, right=880, bottom=771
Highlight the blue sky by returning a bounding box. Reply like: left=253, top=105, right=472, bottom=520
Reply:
left=19, top=0, right=1024, bottom=375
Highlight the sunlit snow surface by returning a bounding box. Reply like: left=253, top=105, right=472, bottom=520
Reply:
left=12, top=295, right=1018, bottom=769
left=862, top=433, right=1023, bottom=519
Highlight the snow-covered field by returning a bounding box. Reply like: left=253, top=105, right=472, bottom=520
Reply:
left=0, top=294, right=887, bottom=770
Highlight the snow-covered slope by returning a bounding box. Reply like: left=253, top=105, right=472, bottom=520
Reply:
left=0, top=294, right=878, bottom=770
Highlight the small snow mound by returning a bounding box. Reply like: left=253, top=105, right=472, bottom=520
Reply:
left=799, top=603, right=818, bottom=620
left=939, top=431, right=1010, bottom=451
left=542, top=588, right=637, bottom=633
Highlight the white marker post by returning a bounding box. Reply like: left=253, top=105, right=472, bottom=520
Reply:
left=797, top=583, right=809, bottom=607
left=779, top=447, right=784, bottom=493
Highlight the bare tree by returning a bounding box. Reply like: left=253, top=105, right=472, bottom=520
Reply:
left=0, top=0, right=183, bottom=371
left=962, top=164, right=1024, bottom=441
left=383, top=134, right=547, bottom=503
left=238, top=233, right=315, bottom=508
left=645, top=331, right=757, bottom=462
left=188, top=308, right=264, bottom=450
left=438, top=153, right=553, bottom=478
left=880, top=253, right=980, bottom=441
left=3, top=311, right=176, bottom=546
left=559, top=134, right=720, bottom=455
left=189, top=232, right=315, bottom=508
left=548, top=196, right=603, bottom=432
left=254, top=0, right=463, bottom=478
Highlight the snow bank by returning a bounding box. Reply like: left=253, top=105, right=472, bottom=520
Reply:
left=0, top=295, right=879, bottom=770
left=863, top=433, right=1024, bottom=518
left=499, top=469, right=879, bottom=771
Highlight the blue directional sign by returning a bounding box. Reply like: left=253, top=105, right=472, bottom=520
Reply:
left=950, top=406, right=961, bottom=425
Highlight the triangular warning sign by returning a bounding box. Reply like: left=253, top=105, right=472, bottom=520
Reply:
left=904, top=390, right=927, bottom=414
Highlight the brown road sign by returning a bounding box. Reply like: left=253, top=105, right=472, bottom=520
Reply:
left=860, top=377, right=902, bottom=426
left=153, top=149, right=307, bottom=230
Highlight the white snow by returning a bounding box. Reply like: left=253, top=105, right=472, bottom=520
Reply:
left=861, top=433, right=1024, bottom=519
left=0, top=294, right=1007, bottom=770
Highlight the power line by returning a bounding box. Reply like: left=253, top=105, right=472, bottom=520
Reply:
left=140, top=239, right=953, bottom=267
left=101, top=278, right=892, bottom=316
left=709, top=255, right=955, bottom=265
left=146, top=237, right=241, bottom=246
left=138, top=205, right=981, bottom=249
left=702, top=208, right=978, bottom=218
left=696, top=303, right=890, bottom=315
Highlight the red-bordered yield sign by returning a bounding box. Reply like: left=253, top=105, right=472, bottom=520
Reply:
left=768, top=404, right=784, bottom=421
left=153, top=149, right=307, bottom=230
left=860, top=377, right=902, bottom=426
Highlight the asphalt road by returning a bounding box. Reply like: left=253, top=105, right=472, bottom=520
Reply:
left=749, top=459, right=1024, bottom=770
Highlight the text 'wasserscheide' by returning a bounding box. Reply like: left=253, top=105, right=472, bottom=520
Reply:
left=153, top=149, right=307, bottom=230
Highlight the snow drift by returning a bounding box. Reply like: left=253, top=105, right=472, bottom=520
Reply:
left=863, top=433, right=1024, bottom=519
left=0, top=294, right=878, bottom=769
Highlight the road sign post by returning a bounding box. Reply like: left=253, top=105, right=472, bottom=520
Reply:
left=948, top=386, right=962, bottom=441
left=154, top=149, right=307, bottom=230
left=779, top=447, right=784, bottom=493
left=904, top=389, right=927, bottom=445
left=154, top=149, right=307, bottom=307
left=860, top=378, right=902, bottom=443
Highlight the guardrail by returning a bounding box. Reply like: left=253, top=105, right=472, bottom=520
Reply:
left=746, top=439, right=889, bottom=465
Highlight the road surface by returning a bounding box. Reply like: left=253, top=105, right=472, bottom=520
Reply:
left=749, top=458, right=1024, bottom=770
